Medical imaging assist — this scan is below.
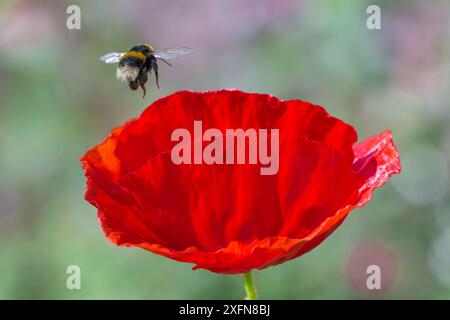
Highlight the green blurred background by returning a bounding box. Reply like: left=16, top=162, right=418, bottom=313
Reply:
left=0, top=0, right=449, bottom=299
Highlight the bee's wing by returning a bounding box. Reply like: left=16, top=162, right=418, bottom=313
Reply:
left=152, top=47, right=193, bottom=60
left=99, top=51, right=126, bottom=63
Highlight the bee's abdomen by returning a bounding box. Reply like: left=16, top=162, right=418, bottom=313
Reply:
left=117, top=54, right=144, bottom=82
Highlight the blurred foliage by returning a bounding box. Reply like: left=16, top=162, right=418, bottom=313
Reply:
left=0, top=0, right=449, bottom=299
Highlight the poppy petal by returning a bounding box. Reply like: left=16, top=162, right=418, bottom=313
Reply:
left=81, top=90, right=401, bottom=274
left=352, top=130, right=402, bottom=206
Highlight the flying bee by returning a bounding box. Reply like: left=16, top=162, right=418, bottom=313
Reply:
left=100, top=44, right=193, bottom=98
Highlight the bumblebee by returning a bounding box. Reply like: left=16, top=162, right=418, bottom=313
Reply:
left=100, top=44, right=192, bottom=98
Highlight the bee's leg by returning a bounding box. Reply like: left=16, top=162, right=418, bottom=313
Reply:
left=140, top=83, right=147, bottom=98
left=152, top=60, right=160, bottom=89
left=138, top=71, right=149, bottom=98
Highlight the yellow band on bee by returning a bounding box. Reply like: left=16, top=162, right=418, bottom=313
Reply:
left=145, top=43, right=155, bottom=52
left=120, top=50, right=146, bottom=62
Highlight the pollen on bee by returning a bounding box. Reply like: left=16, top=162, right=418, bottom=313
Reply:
left=116, top=65, right=140, bottom=82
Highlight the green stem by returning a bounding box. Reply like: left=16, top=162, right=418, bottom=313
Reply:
left=243, top=271, right=257, bottom=300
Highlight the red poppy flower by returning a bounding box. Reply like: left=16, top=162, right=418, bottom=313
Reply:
left=81, top=90, right=401, bottom=274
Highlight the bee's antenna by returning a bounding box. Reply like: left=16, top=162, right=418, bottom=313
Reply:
left=158, top=58, right=172, bottom=67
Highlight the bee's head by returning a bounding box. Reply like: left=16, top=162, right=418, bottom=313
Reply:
left=128, top=80, right=139, bottom=90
